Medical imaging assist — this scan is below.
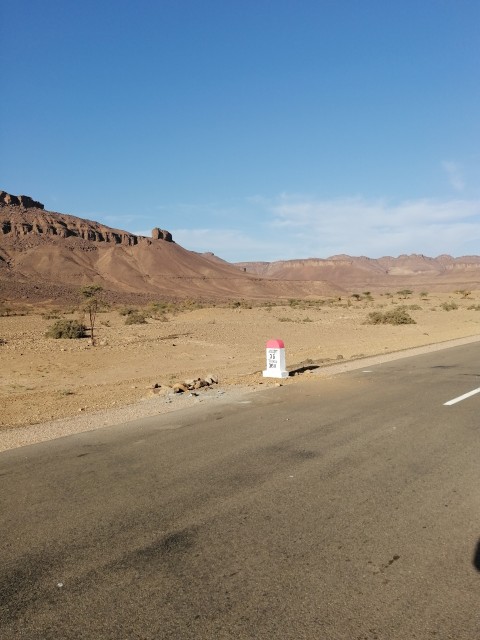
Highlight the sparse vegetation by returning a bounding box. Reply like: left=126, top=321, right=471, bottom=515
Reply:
left=420, top=291, right=428, bottom=299
left=230, top=300, right=252, bottom=309
left=440, top=301, right=458, bottom=311
left=467, top=304, right=480, bottom=311
left=455, top=290, right=471, bottom=299
left=366, top=307, right=416, bottom=325
left=397, top=289, right=413, bottom=299
left=46, top=319, right=87, bottom=339
left=124, top=312, right=147, bottom=325
left=0, top=304, right=30, bottom=316
left=119, top=306, right=136, bottom=316
left=42, top=309, right=61, bottom=320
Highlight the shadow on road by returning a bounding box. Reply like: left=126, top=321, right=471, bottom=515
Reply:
left=473, top=539, right=480, bottom=571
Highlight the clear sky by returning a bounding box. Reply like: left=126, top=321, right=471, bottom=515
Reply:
left=2, top=0, right=479, bottom=262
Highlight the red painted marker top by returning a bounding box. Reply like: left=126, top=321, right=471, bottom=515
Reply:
left=266, top=339, right=285, bottom=349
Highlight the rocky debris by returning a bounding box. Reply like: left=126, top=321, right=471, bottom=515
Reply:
left=166, top=375, right=220, bottom=394
left=0, top=191, right=44, bottom=210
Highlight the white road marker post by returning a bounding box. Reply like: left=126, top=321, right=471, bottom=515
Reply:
left=263, top=339, right=289, bottom=379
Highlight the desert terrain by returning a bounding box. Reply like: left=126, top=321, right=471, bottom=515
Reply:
left=2, top=192, right=480, bottom=451
left=2, top=290, right=480, bottom=448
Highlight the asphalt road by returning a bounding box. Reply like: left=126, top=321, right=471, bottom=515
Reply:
left=1, top=344, right=480, bottom=639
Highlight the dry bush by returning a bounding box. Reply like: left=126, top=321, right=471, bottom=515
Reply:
left=42, top=309, right=61, bottom=320
left=0, top=304, right=30, bottom=317
left=366, top=307, right=416, bottom=325
left=46, top=320, right=87, bottom=339
left=440, top=301, right=458, bottom=311
left=124, top=312, right=147, bottom=325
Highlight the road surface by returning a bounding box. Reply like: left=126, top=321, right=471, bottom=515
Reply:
left=1, top=343, right=479, bottom=639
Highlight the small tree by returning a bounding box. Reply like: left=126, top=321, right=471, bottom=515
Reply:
left=397, top=289, right=413, bottom=299
left=420, top=291, right=428, bottom=300
left=80, top=285, right=103, bottom=345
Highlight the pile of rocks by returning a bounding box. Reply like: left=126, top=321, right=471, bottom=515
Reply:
left=172, top=374, right=219, bottom=393
left=149, top=374, right=219, bottom=395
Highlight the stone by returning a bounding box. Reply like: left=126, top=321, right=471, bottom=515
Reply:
left=205, top=373, right=218, bottom=384
left=172, top=383, right=188, bottom=393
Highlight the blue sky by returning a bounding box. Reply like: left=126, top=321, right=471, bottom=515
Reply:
left=2, top=0, right=479, bottom=261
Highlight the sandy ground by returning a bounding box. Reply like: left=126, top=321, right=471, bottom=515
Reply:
left=2, top=291, right=480, bottom=451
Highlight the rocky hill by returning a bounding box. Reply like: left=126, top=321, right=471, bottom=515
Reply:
left=0, top=192, right=338, bottom=302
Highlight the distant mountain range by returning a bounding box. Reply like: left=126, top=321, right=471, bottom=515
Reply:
left=1, top=191, right=480, bottom=302
left=233, top=254, right=480, bottom=292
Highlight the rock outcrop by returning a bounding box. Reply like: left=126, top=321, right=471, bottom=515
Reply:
left=151, top=227, right=173, bottom=242
left=0, top=191, right=173, bottom=246
left=0, top=191, right=45, bottom=210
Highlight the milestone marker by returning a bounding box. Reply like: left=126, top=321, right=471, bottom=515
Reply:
left=263, top=339, right=289, bottom=379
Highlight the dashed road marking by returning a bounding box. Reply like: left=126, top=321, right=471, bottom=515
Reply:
left=444, top=387, right=480, bottom=406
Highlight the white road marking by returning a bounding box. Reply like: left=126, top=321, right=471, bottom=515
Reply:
left=444, top=387, right=480, bottom=406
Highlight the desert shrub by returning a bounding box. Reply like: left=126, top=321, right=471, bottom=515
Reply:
left=124, top=312, right=147, bottom=325
left=302, top=317, right=313, bottom=322
left=467, top=304, right=480, bottom=311
left=178, top=298, right=205, bottom=311
left=397, top=289, right=413, bottom=299
left=366, top=308, right=416, bottom=325
left=0, top=304, right=29, bottom=316
left=119, top=306, right=137, bottom=316
left=46, top=320, right=87, bottom=339
left=147, top=302, right=171, bottom=319
left=229, top=300, right=252, bottom=309
left=408, top=304, right=422, bottom=310
left=366, top=311, right=384, bottom=325
left=278, top=317, right=294, bottom=322
left=0, top=338, right=6, bottom=345
left=420, top=291, right=428, bottom=299
left=42, top=309, right=61, bottom=320
left=440, top=301, right=458, bottom=311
